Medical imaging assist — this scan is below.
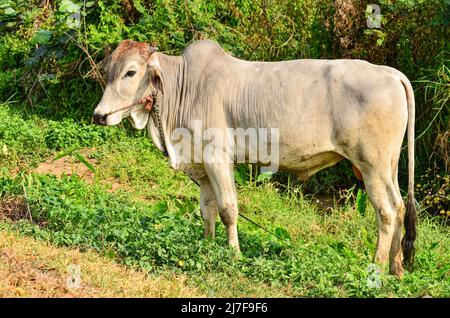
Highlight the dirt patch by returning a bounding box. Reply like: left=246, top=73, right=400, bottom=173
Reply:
left=34, top=152, right=96, bottom=180
left=31, top=149, right=129, bottom=194
left=0, top=197, right=30, bottom=222
left=0, top=196, right=48, bottom=227
left=312, top=193, right=346, bottom=213
left=100, top=179, right=131, bottom=193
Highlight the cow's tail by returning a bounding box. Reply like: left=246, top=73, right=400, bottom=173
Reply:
left=400, top=77, right=417, bottom=269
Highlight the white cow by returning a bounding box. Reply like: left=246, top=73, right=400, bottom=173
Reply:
left=94, top=39, right=417, bottom=277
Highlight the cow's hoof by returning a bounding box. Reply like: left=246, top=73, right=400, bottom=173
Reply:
left=390, top=263, right=404, bottom=279
left=230, top=246, right=241, bottom=260
left=203, top=233, right=215, bottom=241
left=232, top=251, right=242, bottom=261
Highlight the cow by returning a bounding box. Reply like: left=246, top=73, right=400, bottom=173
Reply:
left=93, top=39, right=417, bottom=278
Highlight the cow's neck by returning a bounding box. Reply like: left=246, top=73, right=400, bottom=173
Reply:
left=152, top=52, right=187, bottom=164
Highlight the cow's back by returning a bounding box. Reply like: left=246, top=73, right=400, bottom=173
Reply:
left=179, top=41, right=409, bottom=167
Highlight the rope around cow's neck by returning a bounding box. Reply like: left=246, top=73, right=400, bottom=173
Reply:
left=104, top=91, right=158, bottom=116
left=152, top=102, right=168, bottom=157
left=104, top=90, right=168, bottom=156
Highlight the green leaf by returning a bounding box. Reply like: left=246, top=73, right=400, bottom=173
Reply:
left=437, top=263, right=450, bottom=278
left=274, top=227, right=291, bottom=241
left=154, top=201, right=168, bottom=213
left=256, top=170, right=273, bottom=183
left=430, top=242, right=439, bottom=250
left=0, top=1, right=13, bottom=9
left=330, top=241, right=345, bottom=253
left=66, top=13, right=81, bottom=29
left=4, top=6, right=15, bottom=15
left=59, top=0, right=81, bottom=13
left=174, top=199, right=184, bottom=212
left=360, top=226, right=374, bottom=252
left=234, top=169, right=247, bottom=186
left=72, top=151, right=96, bottom=173
left=39, top=73, right=59, bottom=84
left=85, top=1, right=95, bottom=8
left=53, top=148, right=75, bottom=161
left=31, top=29, right=52, bottom=45
left=356, top=189, right=367, bottom=216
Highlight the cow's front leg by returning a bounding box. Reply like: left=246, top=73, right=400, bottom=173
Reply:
left=199, top=177, right=218, bottom=240
left=204, top=163, right=240, bottom=252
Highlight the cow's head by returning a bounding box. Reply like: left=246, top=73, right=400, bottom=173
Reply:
left=93, top=40, right=164, bottom=129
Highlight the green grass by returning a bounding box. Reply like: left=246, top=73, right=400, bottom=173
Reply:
left=0, top=102, right=449, bottom=297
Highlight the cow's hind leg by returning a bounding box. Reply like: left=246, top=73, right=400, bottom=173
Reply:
left=204, top=163, right=240, bottom=252
left=199, top=177, right=218, bottom=240
left=389, top=156, right=405, bottom=277
left=358, top=163, right=403, bottom=277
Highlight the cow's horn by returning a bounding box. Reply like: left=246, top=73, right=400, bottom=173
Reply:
left=148, top=46, right=158, bottom=54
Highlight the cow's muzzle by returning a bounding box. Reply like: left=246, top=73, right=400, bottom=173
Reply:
left=93, top=112, right=107, bottom=125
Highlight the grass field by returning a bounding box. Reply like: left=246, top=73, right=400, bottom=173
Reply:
left=0, top=102, right=449, bottom=297
left=0, top=229, right=202, bottom=297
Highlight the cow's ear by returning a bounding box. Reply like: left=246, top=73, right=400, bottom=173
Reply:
left=147, top=53, right=164, bottom=95
left=149, top=67, right=164, bottom=95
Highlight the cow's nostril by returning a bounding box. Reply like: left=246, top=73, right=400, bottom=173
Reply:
left=93, top=113, right=107, bottom=125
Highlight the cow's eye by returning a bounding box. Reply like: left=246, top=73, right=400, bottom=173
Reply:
left=124, top=70, right=136, bottom=78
